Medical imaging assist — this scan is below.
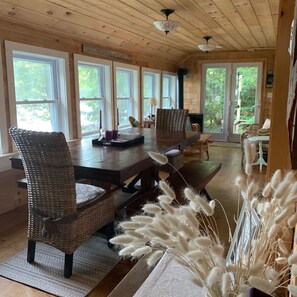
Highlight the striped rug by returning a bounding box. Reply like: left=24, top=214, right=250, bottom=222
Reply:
left=0, top=235, right=119, bottom=297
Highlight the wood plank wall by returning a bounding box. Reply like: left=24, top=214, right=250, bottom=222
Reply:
left=179, top=50, right=275, bottom=124
left=266, top=0, right=294, bottom=177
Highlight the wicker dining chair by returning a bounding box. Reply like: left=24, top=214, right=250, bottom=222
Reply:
left=9, top=127, right=114, bottom=278
left=155, top=108, right=189, bottom=173
left=155, top=108, right=189, bottom=131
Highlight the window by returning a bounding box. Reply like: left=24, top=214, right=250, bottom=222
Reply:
left=162, top=72, right=177, bottom=109
left=74, top=55, right=112, bottom=136
left=142, top=68, right=160, bottom=117
left=6, top=41, right=72, bottom=139
left=114, top=63, right=139, bottom=129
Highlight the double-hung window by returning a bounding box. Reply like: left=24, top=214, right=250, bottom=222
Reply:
left=74, top=55, right=112, bottom=136
left=142, top=68, right=160, bottom=117
left=6, top=41, right=71, bottom=139
left=115, top=63, right=139, bottom=129
left=162, top=72, right=177, bottom=109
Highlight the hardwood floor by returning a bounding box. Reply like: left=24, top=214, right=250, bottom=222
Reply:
left=0, top=144, right=266, bottom=297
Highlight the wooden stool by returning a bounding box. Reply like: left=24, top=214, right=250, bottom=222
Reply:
left=183, top=134, right=212, bottom=160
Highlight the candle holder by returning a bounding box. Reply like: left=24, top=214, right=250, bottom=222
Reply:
left=99, top=128, right=105, bottom=141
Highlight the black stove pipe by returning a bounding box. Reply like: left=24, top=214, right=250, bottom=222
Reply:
left=177, top=68, right=188, bottom=109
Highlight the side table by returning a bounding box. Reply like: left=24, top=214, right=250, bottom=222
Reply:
left=143, top=119, right=155, bottom=128
left=247, top=135, right=269, bottom=172
left=183, top=134, right=212, bottom=160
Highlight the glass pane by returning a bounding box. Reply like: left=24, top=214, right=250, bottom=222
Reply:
left=116, top=69, right=131, bottom=98
left=162, top=98, right=171, bottom=109
left=80, top=100, right=104, bottom=134
left=233, top=67, right=258, bottom=134
left=13, top=57, right=54, bottom=101
left=16, top=103, right=55, bottom=131
left=117, top=99, right=131, bottom=127
left=204, top=68, right=226, bottom=133
left=143, top=98, right=150, bottom=116
left=143, top=73, right=153, bottom=97
left=78, top=64, right=102, bottom=98
left=163, top=76, right=170, bottom=97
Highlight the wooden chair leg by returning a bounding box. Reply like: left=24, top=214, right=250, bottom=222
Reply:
left=206, top=149, right=209, bottom=160
left=64, top=253, right=73, bottom=278
left=105, top=221, right=115, bottom=248
left=27, top=240, right=36, bottom=263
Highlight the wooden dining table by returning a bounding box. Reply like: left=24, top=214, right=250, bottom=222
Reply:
left=10, top=128, right=200, bottom=190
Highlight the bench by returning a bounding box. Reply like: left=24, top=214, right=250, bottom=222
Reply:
left=126, top=160, right=222, bottom=214
left=167, top=160, right=221, bottom=201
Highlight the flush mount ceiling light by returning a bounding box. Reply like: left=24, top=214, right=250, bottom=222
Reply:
left=153, top=9, right=180, bottom=35
left=197, top=36, right=222, bottom=53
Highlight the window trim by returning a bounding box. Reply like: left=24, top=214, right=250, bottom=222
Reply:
left=0, top=47, right=8, bottom=155
left=5, top=41, right=73, bottom=140
left=74, top=54, right=113, bottom=137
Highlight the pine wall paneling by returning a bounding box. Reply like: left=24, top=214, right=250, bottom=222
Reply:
left=267, top=0, right=294, bottom=178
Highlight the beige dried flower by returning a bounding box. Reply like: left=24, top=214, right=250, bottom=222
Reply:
left=147, top=151, right=168, bottom=165
left=110, top=151, right=297, bottom=297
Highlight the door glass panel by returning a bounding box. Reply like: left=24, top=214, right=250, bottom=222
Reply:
left=232, top=67, right=258, bottom=135
left=204, top=67, right=226, bottom=133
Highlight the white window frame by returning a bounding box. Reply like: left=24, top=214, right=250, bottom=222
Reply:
left=0, top=47, right=8, bottom=156
left=114, top=62, right=139, bottom=129
left=5, top=41, right=72, bottom=140
left=74, top=55, right=112, bottom=137
left=142, top=67, right=161, bottom=117
left=162, top=71, right=177, bottom=109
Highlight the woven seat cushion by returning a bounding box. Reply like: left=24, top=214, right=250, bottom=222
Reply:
left=75, top=183, right=106, bottom=208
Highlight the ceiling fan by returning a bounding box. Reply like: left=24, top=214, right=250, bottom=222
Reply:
left=197, top=36, right=222, bottom=53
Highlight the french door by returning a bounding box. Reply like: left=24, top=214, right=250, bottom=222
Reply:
left=201, top=62, right=262, bottom=142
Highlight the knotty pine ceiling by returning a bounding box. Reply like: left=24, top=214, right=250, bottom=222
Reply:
left=0, top=0, right=279, bottom=63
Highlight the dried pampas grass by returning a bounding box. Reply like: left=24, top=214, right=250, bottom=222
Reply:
left=110, top=151, right=297, bottom=297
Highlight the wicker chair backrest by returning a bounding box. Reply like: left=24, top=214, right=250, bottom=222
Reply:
left=9, top=127, right=76, bottom=217
left=155, top=108, right=189, bottom=131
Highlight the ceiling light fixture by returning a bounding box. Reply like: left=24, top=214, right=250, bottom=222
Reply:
left=153, top=9, right=180, bottom=35
left=197, top=36, right=222, bottom=53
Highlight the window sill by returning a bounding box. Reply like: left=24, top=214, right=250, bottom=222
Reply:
left=0, top=153, right=18, bottom=172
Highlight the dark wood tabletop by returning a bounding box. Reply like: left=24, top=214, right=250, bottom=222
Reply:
left=10, top=128, right=199, bottom=186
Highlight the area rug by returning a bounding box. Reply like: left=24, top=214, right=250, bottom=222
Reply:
left=209, top=142, right=241, bottom=148
left=0, top=235, right=119, bottom=297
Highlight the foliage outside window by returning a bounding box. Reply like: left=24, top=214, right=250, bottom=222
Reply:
left=116, top=68, right=134, bottom=128
left=143, top=70, right=160, bottom=117
left=13, top=54, right=60, bottom=132
left=204, top=65, right=259, bottom=134
left=78, top=63, right=106, bottom=135
left=233, top=67, right=258, bottom=134
left=204, top=67, right=226, bottom=133
left=162, top=74, right=176, bottom=109
left=143, top=73, right=154, bottom=116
